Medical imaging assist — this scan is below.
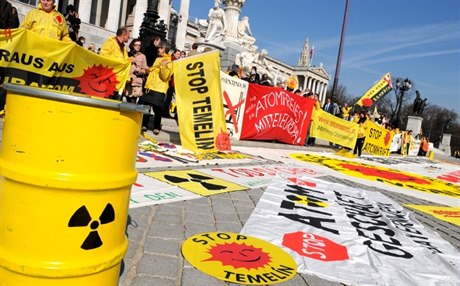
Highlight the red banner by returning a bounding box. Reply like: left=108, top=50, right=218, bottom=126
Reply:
left=240, top=84, right=314, bottom=145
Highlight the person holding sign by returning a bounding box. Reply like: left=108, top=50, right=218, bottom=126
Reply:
left=139, top=41, right=172, bottom=135
left=21, top=0, right=71, bottom=41
left=353, top=116, right=367, bottom=157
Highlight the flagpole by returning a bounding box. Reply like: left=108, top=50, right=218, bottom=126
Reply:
left=331, top=0, right=350, bottom=101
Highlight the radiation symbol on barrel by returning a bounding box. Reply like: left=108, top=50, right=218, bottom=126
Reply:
left=68, top=203, right=115, bottom=250
left=182, top=232, right=297, bottom=285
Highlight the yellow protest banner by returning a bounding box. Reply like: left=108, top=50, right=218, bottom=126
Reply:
left=362, top=120, right=394, bottom=156
left=0, top=28, right=130, bottom=98
left=405, top=205, right=460, bottom=226
left=356, top=73, right=392, bottom=107
left=310, top=108, right=358, bottom=149
left=173, top=51, right=229, bottom=152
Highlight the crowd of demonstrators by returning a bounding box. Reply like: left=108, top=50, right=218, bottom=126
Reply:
left=124, top=38, right=148, bottom=103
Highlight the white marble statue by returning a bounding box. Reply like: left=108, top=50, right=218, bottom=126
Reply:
left=205, top=0, right=227, bottom=42
left=254, top=49, right=274, bottom=79
left=237, top=16, right=256, bottom=46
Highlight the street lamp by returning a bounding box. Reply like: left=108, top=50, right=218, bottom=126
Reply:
left=392, top=77, right=412, bottom=129
left=139, top=0, right=167, bottom=48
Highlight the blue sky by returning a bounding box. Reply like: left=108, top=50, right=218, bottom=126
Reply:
left=173, top=0, right=460, bottom=115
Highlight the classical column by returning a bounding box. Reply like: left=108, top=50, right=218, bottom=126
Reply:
left=322, top=83, right=328, bottom=102
left=303, top=75, right=308, bottom=91
left=223, top=0, right=245, bottom=39
left=132, top=0, right=148, bottom=38
left=105, top=0, right=122, bottom=32
left=120, top=0, right=128, bottom=28
left=158, top=0, right=171, bottom=35
left=175, top=0, right=190, bottom=49
left=95, top=0, right=103, bottom=26
left=78, top=0, right=92, bottom=23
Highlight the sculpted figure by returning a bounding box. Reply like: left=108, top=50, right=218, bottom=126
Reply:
left=412, top=90, right=422, bottom=115
left=237, top=16, right=256, bottom=46
left=254, top=49, right=273, bottom=78
left=205, top=0, right=226, bottom=42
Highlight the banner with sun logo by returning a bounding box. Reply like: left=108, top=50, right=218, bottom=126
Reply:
left=0, top=28, right=130, bottom=98
left=362, top=120, right=394, bottom=156
left=356, top=73, right=392, bottom=107
left=182, top=232, right=297, bottom=285
left=241, top=176, right=460, bottom=286
left=290, top=153, right=460, bottom=206
left=405, top=205, right=460, bottom=226
left=173, top=51, right=230, bottom=153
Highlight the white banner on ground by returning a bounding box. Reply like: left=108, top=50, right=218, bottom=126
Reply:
left=200, top=164, right=325, bottom=188
left=129, top=173, right=200, bottom=208
left=241, top=176, right=460, bottom=286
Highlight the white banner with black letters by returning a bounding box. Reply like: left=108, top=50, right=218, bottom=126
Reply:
left=240, top=176, right=460, bottom=286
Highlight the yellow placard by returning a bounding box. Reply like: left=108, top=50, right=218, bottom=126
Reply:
left=362, top=120, right=394, bottom=156
left=405, top=205, right=460, bottom=226
left=310, top=108, right=358, bottom=149
left=356, top=73, right=392, bottom=107
left=173, top=51, right=229, bottom=153
left=0, top=28, right=130, bottom=98
left=290, top=153, right=460, bottom=198
left=144, top=170, right=247, bottom=196
left=181, top=232, right=297, bottom=285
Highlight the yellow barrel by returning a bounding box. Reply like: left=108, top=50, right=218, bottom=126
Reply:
left=0, top=84, right=148, bottom=285
left=428, top=150, right=435, bottom=160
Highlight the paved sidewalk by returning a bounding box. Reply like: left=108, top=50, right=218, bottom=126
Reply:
left=119, top=118, right=460, bottom=286
left=0, top=117, right=458, bottom=286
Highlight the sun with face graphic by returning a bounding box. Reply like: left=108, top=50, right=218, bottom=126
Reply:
left=182, top=232, right=297, bottom=285
left=74, top=64, right=119, bottom=97
left=204, top=242, right=271, bottom=270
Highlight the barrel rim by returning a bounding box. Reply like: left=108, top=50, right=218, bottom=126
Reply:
left=3, top=83, right=149, bottom=114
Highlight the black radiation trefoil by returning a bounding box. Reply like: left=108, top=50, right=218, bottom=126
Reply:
left=164, top=173, right=227, bottom=190
left=68, top=203, right=115, bottom=250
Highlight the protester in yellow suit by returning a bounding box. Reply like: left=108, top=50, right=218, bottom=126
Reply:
left=341, top=102, right=352, bottom=121
left=99, top=26, right=130, bottom=61
left=139, top=41, right=172, bottom=135
left=21, top=0, right=71, bottom=41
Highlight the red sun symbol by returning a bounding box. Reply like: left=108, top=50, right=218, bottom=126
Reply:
left=216, top=128, right=231, bottom=151
left=339, top=163, right=432, bottom=185
left=362, top=98, right=374, bottom=107
left=75, top=64, right=119, bottom=97
left=384, top=132, right=391, bottom=146
left=204, top=242, right=271, bottom=270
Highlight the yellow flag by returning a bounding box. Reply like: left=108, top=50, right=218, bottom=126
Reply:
left=356, top=73, right=392, bottom=107
left=173, top=51, right=230, bottom=153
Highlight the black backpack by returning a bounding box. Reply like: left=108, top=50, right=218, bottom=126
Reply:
left=0, top=0, right=20, bottom=29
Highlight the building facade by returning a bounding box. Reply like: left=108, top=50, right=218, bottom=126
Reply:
left=11, top=0, right=329, bottom=104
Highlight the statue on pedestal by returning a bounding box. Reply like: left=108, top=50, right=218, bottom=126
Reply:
left=204, top=0, right=227, bottom=43
left=237, top=16, right=256, bottom=46
left=412, top=90, right=422, bottom=115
